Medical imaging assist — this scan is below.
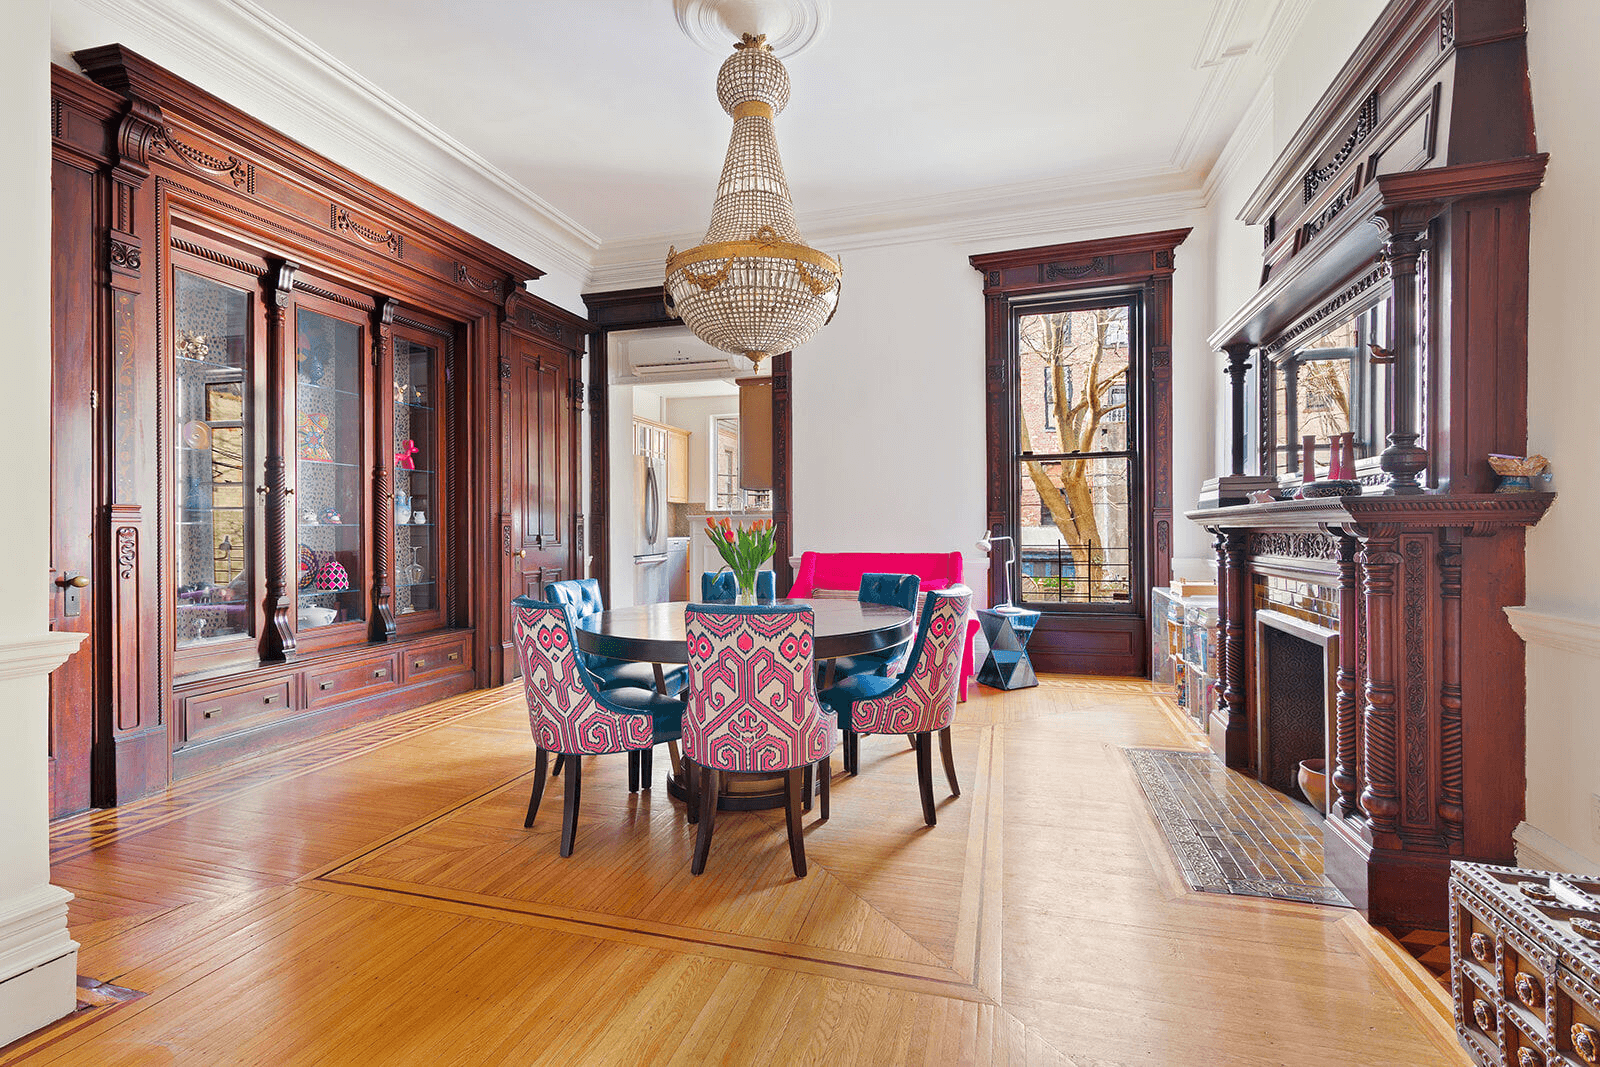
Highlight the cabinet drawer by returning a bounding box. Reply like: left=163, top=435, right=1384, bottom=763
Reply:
left=403, top=637, right=469, bottom=682
left=184, top=680, right=294, bottom=743
left=306, top=654, right=398, bottom=708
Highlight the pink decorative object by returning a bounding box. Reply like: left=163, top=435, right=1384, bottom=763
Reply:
left=395, top=439, right=419, bottom=470
left=844, top=588, right=971, bottom=736
left=297, top=411, right=332, bottom=462
left=787, top=550, right=981, bottom=702
left=1301, top=434, right=1319, bottom=480
left=511, top=603, right=652, bottom=755
left=313, top=560, right=349, bottom=592
left=1339, top=432, right=1357, bottom=480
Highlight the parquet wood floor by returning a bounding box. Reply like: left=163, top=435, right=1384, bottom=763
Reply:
left=6, top=677, right=1467, bottom=1065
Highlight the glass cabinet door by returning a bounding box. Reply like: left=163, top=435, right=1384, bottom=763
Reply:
left=174, top=270, right=255, bottom=648
left=294, top=306, right=366, bottom=631
left=393, top=337, right=439, bottom=616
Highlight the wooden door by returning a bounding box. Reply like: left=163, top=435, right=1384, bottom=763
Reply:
left=507, top=336, right=576, bottom=607
left=48, top=161, right=99, bottom=817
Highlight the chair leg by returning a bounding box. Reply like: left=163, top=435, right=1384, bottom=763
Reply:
left=560, top=757, right=583, bottom=856
left=691, top=767, right=718, bottom=875
left=784, top=767, right=808, bottom=878
left=525, top=748, right=549, bottom=828
left=684, top=757, right=698, bottom=824
left=641, top=745, right=653, bottom=790
left=939, top=726, right=960, bottom=797
left=915, top=732, right=937, bottom=826
left=802, top=762, right=813, bottom=812
left=628, top=750, right=640, bottom=793
left=818, top=755, right=831, bottom=823
left=551, top=753, right=564, bottom=777
left=844, top=730, right=858, bottom=775
left=909, top=734, right=917, bottom=750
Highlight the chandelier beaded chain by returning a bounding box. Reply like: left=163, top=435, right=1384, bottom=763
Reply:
left=665, top=33, right=842, bottom=369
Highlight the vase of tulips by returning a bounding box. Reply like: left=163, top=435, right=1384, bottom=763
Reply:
left=704, top=516, right=775, bottom=603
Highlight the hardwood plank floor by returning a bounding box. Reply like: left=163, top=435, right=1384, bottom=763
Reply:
left=6, top=676, right=1466, bottom=1065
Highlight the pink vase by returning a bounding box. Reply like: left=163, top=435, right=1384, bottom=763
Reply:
left=1339, top=433, right=1357, bottom=481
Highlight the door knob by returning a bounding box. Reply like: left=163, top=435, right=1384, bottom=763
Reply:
left=58, top=574, right=89, bottom=588
left=513, top=549, right=526, bottom=558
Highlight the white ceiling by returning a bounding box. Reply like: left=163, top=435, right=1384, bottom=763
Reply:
left=247, top=0, right=1305, bottom=252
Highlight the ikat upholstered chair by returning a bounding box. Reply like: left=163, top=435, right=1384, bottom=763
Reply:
left=681, top=604, right=836, bottom=877
left=819, top=586, right=972, bottom=826
left=511, top=595, right=684, bottom=856
left=699, top=570, right=777, bottom=603
left=545, top=578, right=688, bottom=699
left=828, top=572, right=922, bottom=684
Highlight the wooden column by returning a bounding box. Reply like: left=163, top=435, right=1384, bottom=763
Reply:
left=1357, top=529, right=1402, bottom=838
left=1218, top=530, right=1250, bottom=768
left=1376, top=217, right=1430, bottom=493
left=1437, top=528, right=1464, bottom=844
left=1332, top=533, right=1361, bottom=818
left=1222, top=343, right=1252, bottom=478
left=371, top=296, right=397, bottom=641
left=260, top=258, right=298, bottom=662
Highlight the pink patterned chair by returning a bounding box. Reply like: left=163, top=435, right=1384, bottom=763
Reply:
left=511, top=595, right=685, bottom=857
left=818, top=586, right=972, bottom=826
left=682, top=604, right=837, bottom=877
left=788, top=550, right=980, bottom=702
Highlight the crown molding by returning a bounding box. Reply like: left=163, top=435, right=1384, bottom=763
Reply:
left=54, top=0, right=600, bottom=284
left=1505, top=606, right=1600, bottom=659
left=0, top=632, right=87, bottom=685
left=1201, top=78, right=1275, bottom=206
left=587, top=180, right=1206, bottom=291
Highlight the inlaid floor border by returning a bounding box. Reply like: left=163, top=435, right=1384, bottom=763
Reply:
left=293, top=725, right=1005, bottom=1005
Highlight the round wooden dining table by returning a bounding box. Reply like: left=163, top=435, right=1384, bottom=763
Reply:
left=573, top=598, right=915, bottom=810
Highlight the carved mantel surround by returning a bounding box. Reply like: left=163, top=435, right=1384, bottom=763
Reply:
left=1186, top=0, right=1554, bottom=928
left=1189, top=494, right=1552, bottom=927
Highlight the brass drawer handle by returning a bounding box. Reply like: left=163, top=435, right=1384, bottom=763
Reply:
left=1469, top=932, right=1493, bottom=965
left=1472, top=999, right=1495, bottom=1032
left=263, top=695, right=276, bottom=705
left=1574, top=1022, right=1598, bottom=1064
left=414, top=659, right=425, bottom=669
left=447, top=652, right=460, bottom=661
left=204, top=708, right=219, bottom=719
left=1514, top=971, right=1543, bottom=1011
left=320, top=681, right=334, bottom=691
left=373, top=668, right=387, bottom=678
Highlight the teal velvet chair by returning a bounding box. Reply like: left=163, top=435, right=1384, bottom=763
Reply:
left=699, top=570, right=777, bottom=602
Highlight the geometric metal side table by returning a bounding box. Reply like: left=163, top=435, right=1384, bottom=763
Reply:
left=976, top=607, right=1041, bottom=690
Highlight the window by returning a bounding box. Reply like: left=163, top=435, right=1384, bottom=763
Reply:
left=709, top=415, right=772, bottom=511
left=1016, top=300, right=1138, bottom=606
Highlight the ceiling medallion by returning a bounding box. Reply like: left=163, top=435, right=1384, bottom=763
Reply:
left=672, top=0, right=830, bottom=60
left=664, top=32, right=842, bottom=370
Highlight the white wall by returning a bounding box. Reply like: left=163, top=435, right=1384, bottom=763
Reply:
left=790, top=210, right=1216, bottom=604
left=1513, top=0, right=1600, bottom=872
left=0, top=0, right=83, bottom=1044
left=663, top=395, right=739, bottom=509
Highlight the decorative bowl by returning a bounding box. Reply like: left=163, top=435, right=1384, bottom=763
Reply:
left=1299, top=479, right=1362, bottom=498
left=298, top=606, right=336, bottom=628
left=1488, top=453, right=1550, bottom=492
left=1297, top=758, right=1328, bottom=810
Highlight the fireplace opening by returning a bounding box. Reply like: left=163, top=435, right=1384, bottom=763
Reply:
left=1254, top=609, right=1338, bottom=810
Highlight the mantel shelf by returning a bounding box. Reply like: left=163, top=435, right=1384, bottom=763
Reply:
left=1187, top=491, right=1555, bottom=534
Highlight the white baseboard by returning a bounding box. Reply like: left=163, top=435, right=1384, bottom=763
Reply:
left=1514, top=820, right=1599, bottom=874
left=0, top=885, right=77, bottom=1047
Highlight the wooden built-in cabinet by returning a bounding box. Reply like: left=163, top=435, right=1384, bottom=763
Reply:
left=48, top=46, right=587, bottom=808
left=635, top=417, right=690, bottom=505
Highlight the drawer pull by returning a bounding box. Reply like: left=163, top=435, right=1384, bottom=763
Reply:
left=1514, top=971, right=1543, bottom=1011
left=373, top=669, right=387, bottom=678
left=1518, top=1047, right=1545, bottom=1067
left=1574, top=1023, right=1598, bottom=1064
left=204, top=708, right=219, bottom=719
left=1469, top=932, right=1492, bottom=965
left=263, top=695, right=276, bottom=705
left=414, top=659, right=425, bottom=669
left=1472, top=999, right=1495, bottom=1032
left=447, top=652, right=460, bottom=661
left=320, top=681, right=334, bottom=691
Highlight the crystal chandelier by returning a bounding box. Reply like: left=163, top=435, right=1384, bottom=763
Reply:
left=665, top=33, right=842, bottom=370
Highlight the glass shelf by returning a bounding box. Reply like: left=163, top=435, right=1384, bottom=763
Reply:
left=297, top=377, right=360, bottom=399
left=298, top=458, right=360, bottom=469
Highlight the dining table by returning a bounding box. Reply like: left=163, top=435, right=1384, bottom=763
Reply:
left=573, top=597, right=915, bottom=810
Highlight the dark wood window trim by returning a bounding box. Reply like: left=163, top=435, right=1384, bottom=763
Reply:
left=970, top=228, right=1189, bottom=676
left=580, top=287, right=795, bottom=603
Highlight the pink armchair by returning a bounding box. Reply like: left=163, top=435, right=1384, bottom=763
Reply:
left=788, top=551, right=980, bottom=701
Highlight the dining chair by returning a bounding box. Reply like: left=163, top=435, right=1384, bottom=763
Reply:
left=818, top=586, right=971, bottom=826
left=699, top=570, right=777, bottom=602
left=546, top=578, right=688, bottom=696
left=510, top=595, right=685, bottom=855
left=681, top=603, right=836, bottom=877
left=826, top=572, right=921, bottom=685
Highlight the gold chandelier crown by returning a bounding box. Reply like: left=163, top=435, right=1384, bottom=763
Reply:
left=665, top=35, right=842, bottom=369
